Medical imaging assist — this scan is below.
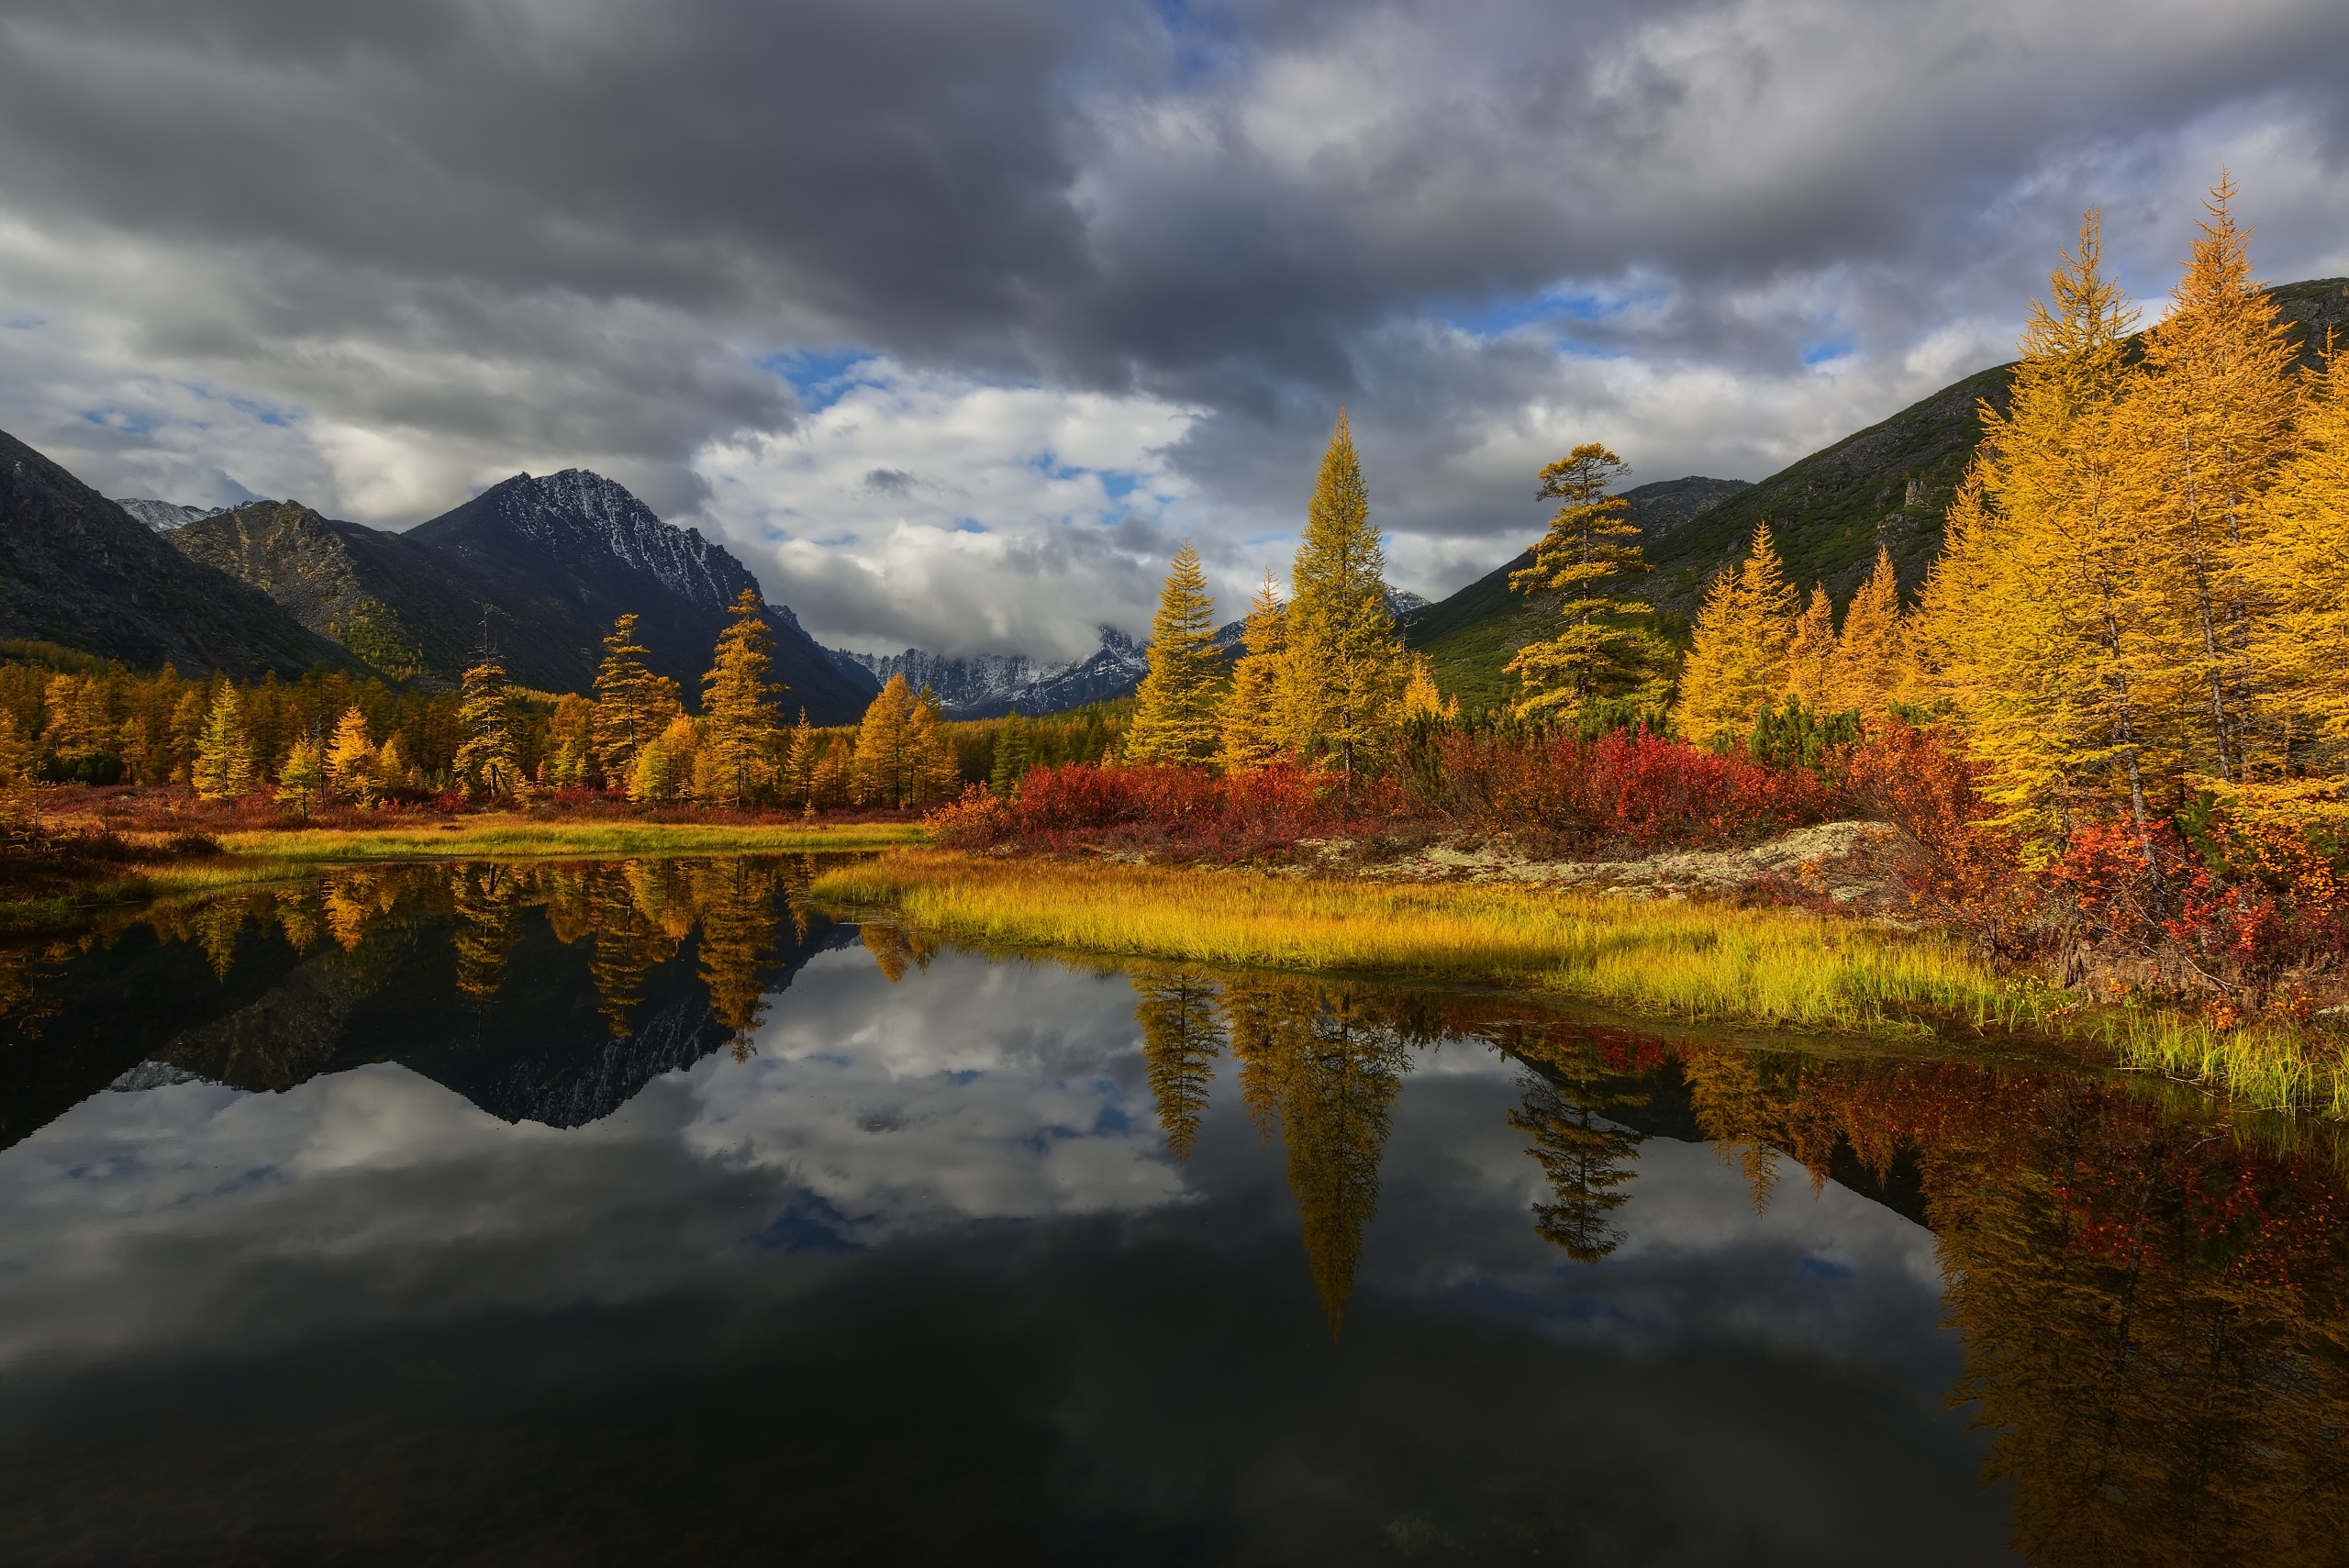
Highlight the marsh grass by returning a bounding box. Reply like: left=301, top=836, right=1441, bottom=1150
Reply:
left=209, top=818, right=927, bottom=862
left=811, top=848, right=2349, bottom=1117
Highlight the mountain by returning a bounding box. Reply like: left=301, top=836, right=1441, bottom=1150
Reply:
left=152, top=470, right=870, bottom=720
left=0, top=429, right=344, bottom=677
left=406, top=470, right=869, bottom=720
left=113, top=497, right=233, bottom=532
left=828, top=626, right=1149, bottom=718
left=1407, top=277, right=2349, bottom=711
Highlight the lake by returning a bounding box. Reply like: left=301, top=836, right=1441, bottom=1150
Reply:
left=0, top=856, right=2341, bottom=1564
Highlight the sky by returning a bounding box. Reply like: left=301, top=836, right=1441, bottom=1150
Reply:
left=4, top=0, right=2347, bottom=660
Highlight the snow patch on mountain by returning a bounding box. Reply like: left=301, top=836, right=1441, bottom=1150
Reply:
left=476, top=470, right=752, bottom=615
left=114, top=497, right=237, bottom=532
left=828, top=627, right=1149, bottom=718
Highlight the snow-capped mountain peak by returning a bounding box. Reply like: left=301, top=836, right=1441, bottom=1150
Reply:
left=474, top=470, right=752, bottom=615
left=113, top=497, right=239, bottom=532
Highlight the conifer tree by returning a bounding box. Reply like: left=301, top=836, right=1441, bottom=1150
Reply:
left=326, top=706, right=379, bottom=805
left=543, top=694, right=596, bottom=788
left=592, top=613, right=655, bottom=784
left=2249, top=338, right=2349, bottom=761
left=275, top=737, right=326, bottom=818
left=783, top=709, right=820, bottom=807
left=168, top=687, right=207, bottom=786
left=2128, top=174, right=2299, bottom=781
left=989, top=712, right=1031, bottom=796
left=852, top=674, right=918, bottom=806
left=1828, top=547, right=1905, bottom=713
left=1400, top=653, right=1457, bottom=721
left=192, top=685, right=256, bottom=801
left=1919, top=212, right=2167, bottom=844
left=1124, top=542, right=1223, bottom=765
left=1219, top=573, right=1289, bottom=771
left=1282, top=411, right=1406, bottom=780
left=452, top=658, right=520, bottom=798
left=699, top=588, right=784, bottom=808
left=1785, top=584, right=1839, bottom=712
left=903, top=687, right=961, bottom=807
left=1503, top=443, right=1660, bottom=719
left=1672, top=523, right=1798, bottom=743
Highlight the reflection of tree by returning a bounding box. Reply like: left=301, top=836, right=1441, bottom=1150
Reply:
left=319, top=869, right=395, bottom=952
left=689, top=858, right=780, bottom=1061
left=1680, top=1044, right=1789, bottom=1215
left=189, top=895, right=251, bottom=981
left=587, top=865, right=675, bottom=1037
left=449, top=864, right=523, bottom=997
left=273, top=887, right=321, bottom=955
left=0, top=943, right=62, bottom=1039
left=860, top=922, right=929, bottom=984
left=1508, top=1051, right=1648, bottom=1264
left=1131, top=970, right=1225, bottom=1161
left=1224, top=978, right=1410, bottom=1339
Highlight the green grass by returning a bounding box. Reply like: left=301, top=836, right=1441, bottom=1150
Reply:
left=213, top=817, right=929, bottom=863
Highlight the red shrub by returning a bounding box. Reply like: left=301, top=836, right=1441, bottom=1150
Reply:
left=1845, top=719, right=2042, bottom=949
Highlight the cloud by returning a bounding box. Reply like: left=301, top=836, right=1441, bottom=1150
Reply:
left=2, top=0, right=2346, bottom=647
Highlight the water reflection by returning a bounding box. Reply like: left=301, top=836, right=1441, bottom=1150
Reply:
left=0, top=862, right=2341, bottom=1562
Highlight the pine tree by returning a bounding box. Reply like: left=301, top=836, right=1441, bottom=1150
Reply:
left=1828, top=546, right=1904, bottom=712
left=275, top=737, right=326, bottom=818
left=2129, top=174, right=2299, bottom=781
left=1282, top=411, right=1406, bottom=780
left=989, top=712, right=1031, bottom=796
left=852, top=674, right=918, bottom=806
left=592, top=613, right=655, bottom=784
left=192, top=685, right=256, bottom=801
left=1219, top=573, right=1289, bottom=771
left=1502, top=443, right=1659, bottom=719
left=452, top=659, right=520, bottom=798
left=1123, top=542, right=1223, bottom=765
left=1672, top=523, right=1798, bottom=743
left=699, top=588, right=784, bottom=808
left=1785, top=584, right=1839, bottom=711
left=326, top=706, right=379, bottom=805
left=1918, top=211, right=2169, bottom=844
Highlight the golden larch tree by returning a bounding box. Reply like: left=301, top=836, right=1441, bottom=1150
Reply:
left=1219, top=573, right=1289, bottom=770
left=1123, top=542, right=1224, bottom=765
left=452, top=658, right=520, bottom=798
left=1827, top=547, right=1905, bottom=713
left=1672, top=522, right=1798, bottom=742
left=591, top=613, right=656, bottom=784
left=1784, top=584, right=1838, bottom=712
left=1281, top=411, right=1406, bottom=781
left=326, top=706, right=379, bottom=805
left=192, top=684, right=255, bottom=801
left=2249, top=337, right=2349, bottom=762
left=698, top=588, right=784, bottom=808
left=1502, top=442, right=1658, bottom=719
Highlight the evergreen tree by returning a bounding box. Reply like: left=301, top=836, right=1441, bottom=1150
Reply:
left=1828, top=547, right=1905, bottom=713
left=192, top=685, right=256, bottom=801
left=275, top=736, right=326, bottom=818
left=1123, top=542, right=1223, bottom=765
left=326, top=706, right=379, bottom=805
left=989, top=712, right=1031, bottom=796
left=1672, top=522, right=1798, bottom=743
left=1503, top=443, right=1660, bottom=719
left=452, top=658, right=520, bottom=798
left=2129, top=175, right=2299, bottom=781
left=1282, top=411, right=1406, bottom=780
left=1784, top=584, right=1839, bottom=712
left=592, top=613, right=655, bottom=784
left=1219, top=573, right=1289, bottom=771
left=699, top=588, right=784, bottom=808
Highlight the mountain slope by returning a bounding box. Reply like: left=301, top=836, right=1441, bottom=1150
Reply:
left=1408, top=276, right=2349, bottom=711
left=828, top=628, right=1150, bottom=718
left=114, top=498, right=231, bottom=532
left=408, top=471, right=869, bottom=721
left=0, top=429, right=343, bottom=677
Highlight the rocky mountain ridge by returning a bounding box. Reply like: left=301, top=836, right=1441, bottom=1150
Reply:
left=113, top=497, right=236, bottom=531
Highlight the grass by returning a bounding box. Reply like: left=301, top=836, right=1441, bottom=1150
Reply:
left=209, top=817, right=930, bottom=862
left=811, top=848, right=2349, bottom=1117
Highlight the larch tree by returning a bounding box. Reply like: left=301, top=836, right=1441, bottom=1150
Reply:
left=990, top=712, right=1032, bottom=796
left=1828, top=547, right=1905, bottom=713
left=275, top=736, right=326, bottom=819
left=1502, top=443, right=1659, bottom=720
left=1281, top=411, right=1406, bottom=781
left=1671, top=523, right=1798, bottom=743
left=1219, top=573, right=1289, bottom=771
left=1401, top=653, right=1456, bottom=721
left=592, top=613, right=655, bottom=785
left=1918, top=210, right=2168, bottom=846
left=901, top=688, right=962, bottom=807
left=852, top=674, right=918, bottom=807
left=1784, top=584, right=1839, bottom=713
left=1123, top=542, right=1224, bottom=765
left=326, top=706, right=379, bottom=805
left=2128, top=174, right=2299, bottom=782
left=2249, top=339, right=2349, bottom=762
left=783, top=710, right=821, bottom=809
left=699, top=588, right=784, bottom=808
left=192, top=685, right=256, bottom=801
left=452, top=658, right=520, bottom=798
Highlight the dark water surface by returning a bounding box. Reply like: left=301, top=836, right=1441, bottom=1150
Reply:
left=0, top=857, right=2342, bottom=1565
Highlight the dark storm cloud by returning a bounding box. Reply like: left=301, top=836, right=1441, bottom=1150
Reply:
left=3, top=0, right=2347, bottom=635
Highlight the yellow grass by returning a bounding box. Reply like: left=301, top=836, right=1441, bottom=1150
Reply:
left=209, top=817, right=929, bottom=863
left=810, top=849, right=1994, bottom=1035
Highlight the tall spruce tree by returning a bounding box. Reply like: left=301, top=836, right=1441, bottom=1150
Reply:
left=1672, top=523, right=1798, bottom=743
left=1503, top=443, right=1659, bottom=720
left=1124, top=542, right=1223, bottom=765
left=592, top=613, right=655, bottom=785
left=452, top=658, right=520, bottom=798
left=1282, top=411, right=1406, bottom=781
left=1219, top=573, right=1289, bottom=771
left=699, top=588, right=784, bottom=808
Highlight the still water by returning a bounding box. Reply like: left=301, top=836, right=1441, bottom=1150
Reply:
left=0, top=857, right=2341, bottom=1564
